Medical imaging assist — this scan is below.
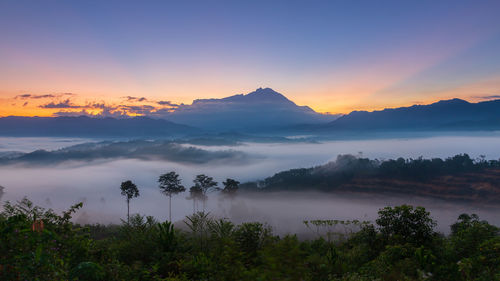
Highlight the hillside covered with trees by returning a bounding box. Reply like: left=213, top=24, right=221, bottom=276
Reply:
left=241, top=154, right=500, bottom=203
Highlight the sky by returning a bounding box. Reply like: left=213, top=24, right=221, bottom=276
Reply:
left=1, top=0, right=500, bottom=117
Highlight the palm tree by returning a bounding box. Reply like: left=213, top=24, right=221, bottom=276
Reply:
left=158, top=171, right=186, bottom=222
left=120, top=180, right=139, bottom=223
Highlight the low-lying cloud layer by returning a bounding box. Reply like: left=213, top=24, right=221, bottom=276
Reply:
left=0, top=140, right=253, bottom=166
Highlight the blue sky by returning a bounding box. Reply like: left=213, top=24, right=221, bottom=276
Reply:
left=1, top=0, right=500, bottom=116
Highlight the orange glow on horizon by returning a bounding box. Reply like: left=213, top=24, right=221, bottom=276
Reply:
left=2, top=79, right=500, bottom=119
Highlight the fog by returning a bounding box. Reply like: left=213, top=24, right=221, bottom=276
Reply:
left=0, top=137, right=91, bottom=152
left=1, top=135, right=499, bottom=235
left=0, top=140, right=253, bottom=166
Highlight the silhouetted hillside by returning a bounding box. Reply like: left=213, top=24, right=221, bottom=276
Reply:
left=242, top=154, right=500, bottom=203
left=0, top=116, right=198, bottom=137
left=322, top=98, right=500, bottom=132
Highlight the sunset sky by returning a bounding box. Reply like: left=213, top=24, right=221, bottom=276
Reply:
left=1, top=0, right=500, bottom=117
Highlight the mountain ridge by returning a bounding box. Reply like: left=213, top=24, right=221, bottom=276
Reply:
left=321, top=98, right=500, bottom=132
left=2, top=90, right=500, bottom=137
left=0, top=116, right=199, bottom=137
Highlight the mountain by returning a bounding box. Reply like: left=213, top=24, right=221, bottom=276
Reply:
left=166, top=88, right=339, bottom=131
left=320, top=98, right=500, bottom=132
left=0, top=116, right=198, bottom=137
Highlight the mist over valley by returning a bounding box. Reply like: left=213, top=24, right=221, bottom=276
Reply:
left=1, top=135, right=499, bottom=235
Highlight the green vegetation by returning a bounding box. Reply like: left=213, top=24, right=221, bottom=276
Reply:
left=241, top=154, right=500, bottom=202
left=1, top=198, right=499, bottom=280
left=243, top=154, right=500, bottom=190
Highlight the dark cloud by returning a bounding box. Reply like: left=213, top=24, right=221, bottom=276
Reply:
left=15, top=94, right=56, bottom=99
left=0, top=140, right=251, bottom=166
left=52, top=110, right=90, bottom=117
left=118, top=105, right=156, bottom=115
left=45, top=97, right=181, bottom=118
left=125, top=96, right=147, bottom=102
left=23, top=102, right=28, bottom=107
left=40, top=99, right=81, bottom=109
left=157, top=100, right=179, bottom=107
left=53, top=107, right=128, bottom=118
left=475, top=95, right=500, bottom=100
left=16, top=94, right=31, bottom=99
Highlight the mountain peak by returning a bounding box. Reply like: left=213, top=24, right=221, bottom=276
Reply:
left=248, top=87, right=281, bottom=96
left=238, top=87, right=292, bottom=104
left=433, top=98, right=470, bottom=106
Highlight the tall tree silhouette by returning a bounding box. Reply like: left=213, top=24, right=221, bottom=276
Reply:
left=120, top=180, right=139, bottom=224
left=0, top=185, right=4, bottom=202
left=158, top=171, right=186, bottom=222
left=221, top=178, right=240, bottom=198
left=187, top=185, right=204, bottom=213
left=190, top=174, right=217, bottom=212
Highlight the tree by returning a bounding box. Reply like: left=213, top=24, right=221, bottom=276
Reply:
left=0, top=185, right=4, bottom=201
left=120, top=180, right=139, bottom=224
left=450, top=213, right=499, bottom=258
left=187, top=185, right=204, bottom=213
left=191, top=174, right=217, bottom=212
left=376, top=205, right=436, bottom=246
left=220, top=178, right=240, bottom=198
left=158, top=172, right=186, bottom=222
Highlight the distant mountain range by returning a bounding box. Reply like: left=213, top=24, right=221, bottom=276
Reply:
left=319, top=98, right=500, bottom=132
left=0, top=116, right=197, bottom=137
left=1, top=88, right=499, bottom=137
left=165, top=87, right=338, bottom=131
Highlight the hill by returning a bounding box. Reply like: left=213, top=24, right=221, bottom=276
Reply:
left=241, top=154, right=500, bottom=203
left=0, top=116, right=198, bottom=137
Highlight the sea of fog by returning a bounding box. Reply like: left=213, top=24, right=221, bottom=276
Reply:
left=1, top=135, right=499, bottom=235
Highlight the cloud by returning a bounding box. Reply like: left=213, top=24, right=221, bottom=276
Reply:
left=40, top=99, right=82, bottom=109
left=43, top=96, right=182, bottom=118
left=52, top=110, right=90, bottom=117
left=23, top=102, right=28, bottom=107
left=15, top=94, right=56, bottom=99
left=474, top=95, right=500, bottom=100
left=53, top=107, right=128, bottom=118
left=118, top=105, right=156, bottom=115
left=125, top=96, right=147, bottom=102
left=157, top=100, right=179, bottom=107
left=0, top=140, right=252, bottom=166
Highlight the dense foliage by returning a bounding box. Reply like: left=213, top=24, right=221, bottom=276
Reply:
left=241, top=153, right=500, bottom=191
left=1, top=199, right=499, bottom=280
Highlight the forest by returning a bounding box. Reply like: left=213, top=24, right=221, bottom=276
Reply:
left=1, top=155, right=500, bottom=280
left=241, top=154, right=500, bottom=203
left=1, top=197, right=499, bottom=280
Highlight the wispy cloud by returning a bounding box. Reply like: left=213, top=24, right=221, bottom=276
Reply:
left=40, top=99, right=82, bottom=109
left=0, top=140, right=251, bottom=166
left=15, top=92, right=182, bottom=118
left=474, top=95, right=500, bottom=100
left=15, top=94, right=56, bottom=99
left=124, top=96, right=147, bottom=102
left=157, top=100, right=179, bottom=107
